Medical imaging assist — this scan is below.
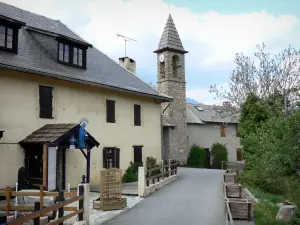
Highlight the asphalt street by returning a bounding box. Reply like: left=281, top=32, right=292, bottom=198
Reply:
left=106, top=167, right=226, bottom=225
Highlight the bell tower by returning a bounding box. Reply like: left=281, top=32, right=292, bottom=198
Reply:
left=154, top=15, right=188, bottom=164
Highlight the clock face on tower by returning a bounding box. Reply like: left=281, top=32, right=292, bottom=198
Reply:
left=159, top=54, right=165, bottom=63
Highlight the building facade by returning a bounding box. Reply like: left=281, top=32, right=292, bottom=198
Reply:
left=0, top=2, right=170, bottom=189
left=186, top=103, right=242, bottom=163
left=155, top=15, right=188, bottom=164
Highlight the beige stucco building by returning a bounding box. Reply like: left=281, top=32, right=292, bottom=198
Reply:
left=0, top=2, right=170, bottom=189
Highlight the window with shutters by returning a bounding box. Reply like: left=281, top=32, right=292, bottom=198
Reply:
left=220, top=125, right=226, bottom=137
left=133, top=146, right=143, bottom=163
left=39, top=86, right=53, bottom=119
left=236, top=148, right=243, bottom=161
left=103, top=147, right=120, bottom=169
left=134, top=104, right=141, bottom=126
left=106, top=100, right=115, bottom=123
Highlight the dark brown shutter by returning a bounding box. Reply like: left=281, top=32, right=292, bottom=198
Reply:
left=220, top=125, right=226, bottom=137
left=134, top=104, right=141, bottom=126
left=103, top=148, right=108, bottom=168
left=39, top=86, right=53, bottom=118
left=134, top=146, right=142, bottom=163
left=237, top=148, right=242, bottom=161
left=115, top=148, right=120, bottom=169
left=106, top=100, right=115, bottom=123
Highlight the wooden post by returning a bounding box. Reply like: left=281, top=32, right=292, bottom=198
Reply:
left=58, top=191, right=64, bottom=225
left=247, top=201, right=252, bottom=221
left=42, top=144, right=48, bottom=189
left=161, top=160, right=164, bottom=180
left=34, top=202, right=40, bottom=225
left=146, top=171, right=149, bottom=187
left=40, top=186, right=44, bottom=211
left=5, top=186, right=11, bottom=216
left=78, top=186, right=84, bottom=221
left=169, top=159, right=171, bottom=177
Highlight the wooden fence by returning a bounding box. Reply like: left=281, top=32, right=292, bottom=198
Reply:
left=146, top=160, right=178, bottom=187
left=1, top=186, right=84, bottom=225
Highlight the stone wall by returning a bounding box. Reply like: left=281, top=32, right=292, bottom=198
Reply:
left=157, top=50, right=188, bottom=164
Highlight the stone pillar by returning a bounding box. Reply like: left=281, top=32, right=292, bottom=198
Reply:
left=138, top=167, right=145, bottom=197
left=78, top=183, right=90, bottom=225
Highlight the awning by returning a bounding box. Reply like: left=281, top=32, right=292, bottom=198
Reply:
left=19, top=123, right=99, bottom=149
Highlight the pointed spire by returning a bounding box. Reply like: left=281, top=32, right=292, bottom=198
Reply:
left=154, top=14, right=188, bottom=54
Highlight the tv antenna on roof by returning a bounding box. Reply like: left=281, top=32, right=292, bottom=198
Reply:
left=117, top=33, right=137, bottom=57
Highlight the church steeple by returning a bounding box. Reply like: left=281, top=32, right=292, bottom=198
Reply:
left=154, top=14, right=188, bottom=54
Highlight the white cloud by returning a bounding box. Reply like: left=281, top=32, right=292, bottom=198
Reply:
left=4, top=0, right=300, bottom=95
left=187, top=82, right=229, bottom=105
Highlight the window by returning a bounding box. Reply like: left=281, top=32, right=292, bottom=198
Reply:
left=236, top=125, right=239, bottom=137
left=103, top=147, right=120, bottom=168
left=58, top=41, right=85, bottom=68
left=195, top=106, right=204, bottom=111
left=73, top=47, right=83, bottom=66
left=133, top=146, right=143, bottom=164
left=220, top=125, right=226, bottom=137
left=236, top=148, right=243, bottom=161
left=39, top=86, right=53, bottom=119
left=172, top=55, right=180, bottom=78
left=0, top=25, right=16, bottom=52
left=59, top=43, right=69, bottom=63
left=106, top=100, right=115, bottom=123
left=160, top=61, right=165, bottom=78
left=134, top=104, right=141, bottom=126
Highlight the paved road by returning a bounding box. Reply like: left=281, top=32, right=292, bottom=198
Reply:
left=107, top=168, right=225, bottom=225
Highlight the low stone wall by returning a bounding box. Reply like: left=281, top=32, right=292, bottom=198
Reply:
left=144, top=175, right=177, bottom=196
left=138, top=167, right=178, bottom=197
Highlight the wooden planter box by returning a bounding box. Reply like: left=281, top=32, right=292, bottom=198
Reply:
left=225, top=183, right=242, bottom=198
left=224, top=173, right=237, bottom=184
left=93, top=198, right=127, bottom=211
left=227, top=198, right=252, bottom=220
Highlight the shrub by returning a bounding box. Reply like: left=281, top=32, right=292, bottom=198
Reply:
left=146, top=157, right=161, bottom=175
left=122, top=161, right=142, bottom=183
left=211, top=143, right=228, bottom=169
left=187, top=144, right=205, bottom=168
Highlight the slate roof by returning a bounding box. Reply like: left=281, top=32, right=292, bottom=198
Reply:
left=186, top=103, right=239, bottom=124
left=20, top=124, right=77, bottom=144
left=154, top=14, right=187, bottom=54
left=0, top=2, right=171, bottom=101
left=19, top=123, right=100, bottom=148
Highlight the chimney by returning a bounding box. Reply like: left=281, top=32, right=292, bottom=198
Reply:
left=119, top=57, right=136, bottom=74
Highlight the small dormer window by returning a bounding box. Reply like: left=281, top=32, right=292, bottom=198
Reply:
left=73, top=47, right=83, bottom=66
left=59, top=43, right=69, bottom=63
left=0, top=16, right=25, bottom=54
left=0, top=25, right=13, bottom=49
left=57, top=41, right=86, bottom=69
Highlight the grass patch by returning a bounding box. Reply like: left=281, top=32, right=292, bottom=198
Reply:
left=254, top=201, right=286, bottom=225
left=247, top=186, right=300, bottom=225
left=248, top=186, right=286, bottom=204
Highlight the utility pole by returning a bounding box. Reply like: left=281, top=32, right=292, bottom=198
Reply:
left=117, top=33, right=137, bottom=57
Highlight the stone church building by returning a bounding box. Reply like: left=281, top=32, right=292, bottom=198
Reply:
left=155, top=15, right=188, bottom=164
left=155, top=15, right=241, bottom=165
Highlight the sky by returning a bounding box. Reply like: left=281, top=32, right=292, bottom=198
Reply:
left=4, top=0, right=300, bottom=104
